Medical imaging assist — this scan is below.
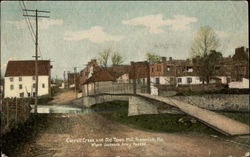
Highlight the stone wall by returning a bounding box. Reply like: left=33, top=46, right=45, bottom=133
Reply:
left=173, top=94, right=249, bottom=112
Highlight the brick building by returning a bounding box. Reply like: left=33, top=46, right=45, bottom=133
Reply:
left=149, top=46, right=249, bottom=86
left=68, top=73, right=80, bottom=90
left=150, top=57, right=202, bottom=85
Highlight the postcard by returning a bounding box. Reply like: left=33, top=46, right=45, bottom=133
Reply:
left=1, top=1, right=249, bottom=157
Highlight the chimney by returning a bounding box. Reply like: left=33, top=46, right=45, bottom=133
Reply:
left=91, top=59, right=97, bottom=64
left=161, top=57, right=166, bottom=62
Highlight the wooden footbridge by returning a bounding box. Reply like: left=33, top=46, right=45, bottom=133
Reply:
left=138, top=93, right=249, bottom=136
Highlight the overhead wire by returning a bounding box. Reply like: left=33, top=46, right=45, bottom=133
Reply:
left=20, top=0, right=44, bottom=60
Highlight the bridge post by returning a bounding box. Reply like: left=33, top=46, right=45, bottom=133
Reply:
left=86, top=83, right=89, bottom=96
left=131, top=61, right=136, bottom=95
left=146, top=61, right=151, bottom=94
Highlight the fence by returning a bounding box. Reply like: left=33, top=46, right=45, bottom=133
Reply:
left=1, top=98, right=31, bottom=135
left=155, top=83, right=227, bottom=93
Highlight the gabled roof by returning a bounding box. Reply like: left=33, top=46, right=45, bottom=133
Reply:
left=5, top=60, right=51, bottom=77
left=83, top=69, right=115, bottom=84
left=106, top=65, right=131, bottom=79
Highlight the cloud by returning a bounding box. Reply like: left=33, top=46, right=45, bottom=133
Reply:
left=7, top=18, right=63, bottom=30
left=216, top=30, right=248, bottom=55
left=122, top=14, right=197, bottom=34
left=1, top=63, right=7, bottom=70
left=64, top=26, right=124, bottom=43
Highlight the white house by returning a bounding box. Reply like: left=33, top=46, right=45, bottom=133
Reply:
left=150, top=76, right=175, bottom=85
left=176, top=76, right=203, bottom=85
left=229, top=78, right=249, bottom=89
left=4, top=60, right=52, bottom=98
left=116, top=73, right=130, bottom=83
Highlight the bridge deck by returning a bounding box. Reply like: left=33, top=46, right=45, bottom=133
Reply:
left=138, top=93, right=249, bottom=136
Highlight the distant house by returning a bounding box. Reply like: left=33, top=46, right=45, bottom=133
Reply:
left=79, top=59, right=101, bottom=85
left=229, top=78, right=249, bottom=89
left=107, top=65, right=131, bottom=83
left=150, top=46, right=249, bottom=86
left=68, top=73, right=80, bottom=90
left=81, top=62, right=133, bottom=96
left=4, top=60, right=52, bottom=98
left=129, top=61, right=150, bottom=85
left=150, top=57, right=202, bottom=85
left=82, top=69, right=116, bottom=96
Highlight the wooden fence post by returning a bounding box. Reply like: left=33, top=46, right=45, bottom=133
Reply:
left=15, top=98, right=18, bottom=124
left=6, top=99, right=9, bottom=127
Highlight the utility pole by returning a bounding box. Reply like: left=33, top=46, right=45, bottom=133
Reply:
left=146, top=61, right=151, bottom=94
left=0, top=36, right=2, bottom=101
left=67, top=71, right=70, bottom=89
left=74, top=67, right=77, bottom=98
left=23, top=9, right=50, bottom=113
left=63, top=71, right=66, bottom=89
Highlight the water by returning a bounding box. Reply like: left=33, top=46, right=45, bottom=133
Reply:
left=30, top=105, right=93, bottom=114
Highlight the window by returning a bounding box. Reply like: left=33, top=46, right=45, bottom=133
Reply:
left=178, top=78, right=182, bottom=83
left=10, top=85, right=14, bottom=90
left=33, top=92, right=36, bottom=97
left=19, top=77, right=22, bottom=81
left=157, top=65, right=161, bottom=72
left=28, top=93, right=31, bottom=97
left=215, top=66, right=220, bottom=70
left=137, top=79, right=141, bottom=84
left=19, top=84, right=23, bottom=89
left=155, top=78, right=160, bottom=84
left=19, top=92, right=24, bottom=98
left=187, top=67, right=193, bottom=72
left=33, top=83, right=36, bottom=88
left=151, top=68, right=154, bottom=72
left=167, top=66, right=171, bottom=72
left=170, top=77, right=174, bottom=82
left=187, top=78, right=192, bottom=84
left=42, top=84, right=45, bottom=88
left=9, top=77, right=14, bottom=82
left=32, top=76, right=36, bottom=81
left=142, top=79, right=145, bottom=85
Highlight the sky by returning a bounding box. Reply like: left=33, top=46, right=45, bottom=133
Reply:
left=1, top=1, right=248, bottom=79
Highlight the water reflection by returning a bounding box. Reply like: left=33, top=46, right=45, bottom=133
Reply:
left=30, top=105, right=93, bottom=114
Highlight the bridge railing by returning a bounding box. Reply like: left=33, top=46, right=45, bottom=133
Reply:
left=82, top=81, right=149, bottom=96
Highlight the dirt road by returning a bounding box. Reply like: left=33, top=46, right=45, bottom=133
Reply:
left=14, top=112, right=249, bottom=157
left=49, top=90, right=76, bottom=105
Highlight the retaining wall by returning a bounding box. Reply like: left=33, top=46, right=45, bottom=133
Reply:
left=173, top=94, right=249, bottom=112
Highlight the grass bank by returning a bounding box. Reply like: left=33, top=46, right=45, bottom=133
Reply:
left=91, top=101, right=224, bottom=135
left=1, top=114, right=50, bottom=156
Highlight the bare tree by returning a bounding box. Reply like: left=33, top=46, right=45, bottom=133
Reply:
left=190, top=26, right=220, bottom=57
left=111, top=51, right=124, bottom=65
left=97, top=48, right=111, bottom=67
